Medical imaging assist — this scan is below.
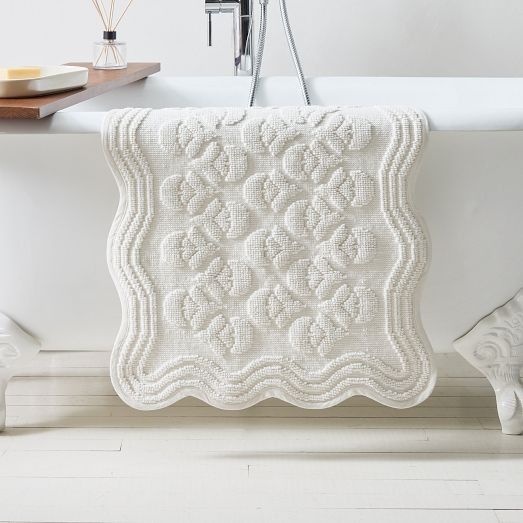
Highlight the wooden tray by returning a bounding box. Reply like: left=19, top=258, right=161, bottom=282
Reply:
left=0, top=62, right=160, bottom=119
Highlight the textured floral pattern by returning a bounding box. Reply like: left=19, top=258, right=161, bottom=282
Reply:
left=105, top=106, right=435, bottom=411
left=318, top=168, right=375, bottom=210
left=243, top=170, right=301, bottom=212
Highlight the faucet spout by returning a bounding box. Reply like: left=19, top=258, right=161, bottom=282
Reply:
left=205, top=0, right=254, bottom=76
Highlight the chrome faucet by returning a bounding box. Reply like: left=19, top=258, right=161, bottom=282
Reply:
left=205, top=0, right=253, bottom=76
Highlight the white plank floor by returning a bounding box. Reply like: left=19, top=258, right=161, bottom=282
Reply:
left=1, top=352, right=522, bottom=523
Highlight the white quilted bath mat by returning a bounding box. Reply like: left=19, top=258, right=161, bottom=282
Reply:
left=103, top=106, right=436, bottom=411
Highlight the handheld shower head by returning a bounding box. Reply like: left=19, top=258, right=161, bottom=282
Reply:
left=249, top=0, right=310, bottom=106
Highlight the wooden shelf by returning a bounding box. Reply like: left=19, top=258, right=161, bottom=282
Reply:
left=0, top=62, right=160, bottom=120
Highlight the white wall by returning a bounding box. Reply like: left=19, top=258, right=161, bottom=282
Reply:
left=1, top=0, right=523, bottom=77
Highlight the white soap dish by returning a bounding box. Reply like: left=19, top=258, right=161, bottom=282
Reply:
left=0, top=66, right=89, bottom=99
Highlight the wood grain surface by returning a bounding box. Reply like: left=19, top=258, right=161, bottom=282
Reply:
left=0, top=62, right=160, bottom=119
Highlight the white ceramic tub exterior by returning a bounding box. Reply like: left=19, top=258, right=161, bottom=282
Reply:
left=0, top=77, right=522, bottom=353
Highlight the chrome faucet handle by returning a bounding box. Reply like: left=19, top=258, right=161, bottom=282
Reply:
left=206, top=0, right=220, bottom=47
left=207, top=11, right=213, bottom=46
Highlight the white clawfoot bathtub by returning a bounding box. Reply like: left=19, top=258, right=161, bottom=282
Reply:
left=1, top=76, right=523, bottom=356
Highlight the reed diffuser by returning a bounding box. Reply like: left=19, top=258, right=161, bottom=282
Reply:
left=91, top=0, right=134, bottom=70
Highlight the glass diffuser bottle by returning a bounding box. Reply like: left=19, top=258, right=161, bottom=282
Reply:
left=93, top=31, right=127, bottom=70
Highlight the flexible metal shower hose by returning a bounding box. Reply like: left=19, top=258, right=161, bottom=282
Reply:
left=248, top=0, right=311, bottom=107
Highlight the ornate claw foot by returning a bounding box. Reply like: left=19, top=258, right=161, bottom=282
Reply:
left=454, top=289, right=523, bottom=435
left=0, top=313, right=40, bottom=431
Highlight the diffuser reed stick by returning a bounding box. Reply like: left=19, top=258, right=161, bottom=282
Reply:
left=91, top=0, right=134, bottom=32
left=114, top=1, right=135, bottom=30
left=91, top=0, right=134, bottom=69
left=91, top=0, right=107, bottom=29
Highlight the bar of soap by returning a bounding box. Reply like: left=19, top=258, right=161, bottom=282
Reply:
left=0, top=67, right=42, bottom=80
